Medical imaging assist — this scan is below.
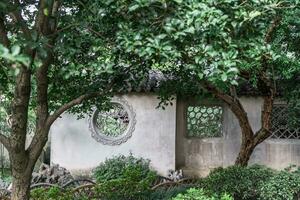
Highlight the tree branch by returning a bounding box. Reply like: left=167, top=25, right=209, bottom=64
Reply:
left=10, top=68, right=31, bottom=152
left=27, top=90, right=109, bottom=160
left=201, top=81, right=254, bottom=138
left=265, top=17, right=281, bottom=43
left=46, top=92, right=101, bottom=128
left=253, top=88, right=275, bottom=145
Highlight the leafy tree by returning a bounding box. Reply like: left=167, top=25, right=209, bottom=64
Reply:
left=99, top=0, right=300, bottom=165
left=0, top=1, right=145, bottom=199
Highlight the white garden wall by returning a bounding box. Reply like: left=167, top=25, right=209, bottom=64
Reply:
left=50, top=93, right=176, bottom=176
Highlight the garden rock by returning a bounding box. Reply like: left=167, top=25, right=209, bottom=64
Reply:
left=31, top=163, right=73, bottom=186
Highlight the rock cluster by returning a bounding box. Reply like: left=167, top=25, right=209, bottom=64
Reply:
left=167, top=169, right=183, bottom=182
left=31, top=164, right=73, bottom=186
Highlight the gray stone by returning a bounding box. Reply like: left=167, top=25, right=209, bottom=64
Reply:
left=31, top=164, right=73, bottom=186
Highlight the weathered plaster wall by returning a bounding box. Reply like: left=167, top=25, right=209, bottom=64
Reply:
left=51, top=94, right=300, bottom=177
left=176, top=97, right=300, bottom=176
left=51, top=93, right=176, bottom=176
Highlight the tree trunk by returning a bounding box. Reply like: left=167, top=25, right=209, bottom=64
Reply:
left=11, top=171, right=32, bottom=200
left=234, top=95, right=274, bottom=166
left=235, top=141, right=256, bottom=166
left=10, top=158, right=34, bottom=200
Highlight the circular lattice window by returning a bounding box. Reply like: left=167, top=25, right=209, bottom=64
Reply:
left=89, top=97, right=136, bottom=145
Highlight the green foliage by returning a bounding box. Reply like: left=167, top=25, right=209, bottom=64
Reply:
left=0, top=44, right=30, bottom=67
left=94, top=168, right=156, bottom=200
left=93, top=154, right=156, bottom=200
left=200, top=165, right=275, bottom=200
left=103, top=0, right=300, bottom=122
left=199, top=165, right=300, bottom=200
left=259, top=171, right=300, bottom=200
left=148, top=185, right=191, bottom=200
left=172, top=188, right=233, bottom=200
left=93, top=154, right=154, bottom=182
left=0, top=0, right=149, bottom=124
left=30, top=187, right=73, bottom=200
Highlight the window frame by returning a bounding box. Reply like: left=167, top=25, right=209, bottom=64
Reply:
left=268, top=102, right=300, bottom=141
left=184, top=100, right=225, bottom=139
left=88, top=97, right=136, bottom=145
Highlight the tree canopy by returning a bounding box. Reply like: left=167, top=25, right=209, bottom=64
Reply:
left=95, top=0, right=300, bottom=120
left=90, top=0, right=300, bottom=165
left=0, top=0, right=300, bottom=199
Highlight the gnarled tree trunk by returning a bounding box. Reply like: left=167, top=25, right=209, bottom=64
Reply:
left=203, top=81, right=275, bottom=166
left=11, top=167, right=32, bottom=200
left=235, top=141, right=256, bottom=166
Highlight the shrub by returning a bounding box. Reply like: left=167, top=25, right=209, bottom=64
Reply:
left=92, top=154, right=157, bottom=200
left=30, top=187, right=73, bottom=200
left=93, top=154, right=154, bottom=182
left=94, top=165, right=156, bottom=200
left=259, top=171, right=300, bottom=200
left=172, top=188, right=233, bottom=200
left=200, top=165, right=274, bottom=200
left=149, top=185, right=191, bottom=200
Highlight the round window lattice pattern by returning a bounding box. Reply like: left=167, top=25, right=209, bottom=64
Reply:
left=89, top=97, right=136, bottom=145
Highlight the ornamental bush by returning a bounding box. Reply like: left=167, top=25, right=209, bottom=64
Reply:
left=93, top=154, right=154, bottom=182
left=259, top=171, right=300, bottom=200
left=30, top=187, right=73, bottom=200
left=172, top=188, right=233, bottom=200
left=200, top=165, right=275, bottom=200
left=92, top=154, right=157, bottom=200
left=148, top=185, right=191, bottom=200
left=94, top=164, right=156, bottom=200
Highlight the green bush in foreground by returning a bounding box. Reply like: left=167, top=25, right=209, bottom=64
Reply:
left=148, top=185, right=191, bottom=200
left=93, top=154, right=154, bottom=182
left=94, top=165, right=156, bottom=200
left=30, top=187, right=73, bottom=200
left=259, top=171, right=300, bottom=200
left=30, top=164, right=300, bottom=200
left=92, top=154, right=157, bottom=200
left=200, top=165, right=274, bottom=200
left=172, top=188, right=233, bottom=200
left=200, top=164, right=300, bottom=200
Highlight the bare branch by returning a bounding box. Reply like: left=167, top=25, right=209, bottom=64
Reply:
left=27, top=89, right=109, bottom=160
left=46, top=92, right=101, bottom=128
left=87, top=27, right=104, bottom=38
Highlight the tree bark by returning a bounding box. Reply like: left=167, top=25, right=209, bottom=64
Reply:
left=11, top=163, right=32, bottom=200
left=202, top=81, right=275, bottom=166
left=235, top=140, right=256, bottom=166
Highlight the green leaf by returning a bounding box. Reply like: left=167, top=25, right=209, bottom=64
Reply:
left=249, top=11, right=261, bottom=20
left=173, top=0, right=183, bottom=3
left=227, top=68, right=239, bottom=74
left=198, top=73, right=204, bottom=79
left=221, top=73, right=228, bottom=82
left=11, top=45, right=21, bottom=56
left=185, top=27, right=195, bottom=34
left=231, top=80, right=238, bottom=86
left=43, top=8, right=49, bottom=16
left=128, top=4, right=139, bottom=12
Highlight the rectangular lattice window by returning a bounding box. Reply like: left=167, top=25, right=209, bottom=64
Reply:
left=271, top=104, right=300, bottom=139
left=187, top=105, right=223, bottom=138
